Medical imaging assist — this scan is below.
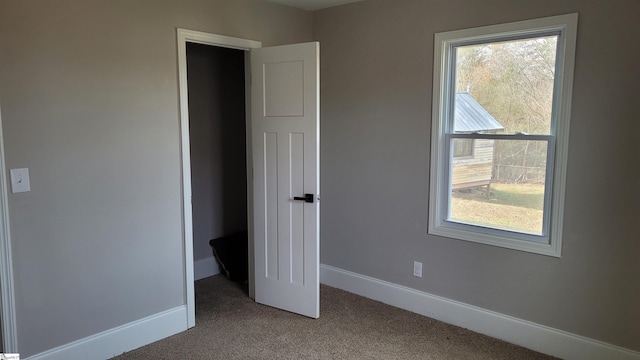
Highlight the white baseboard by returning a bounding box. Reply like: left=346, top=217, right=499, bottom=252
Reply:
left=194, top=256, right=220, bottom=281
left=320, top=264, right=640, bottom=360
left=26, top=306, right=188, bottom=360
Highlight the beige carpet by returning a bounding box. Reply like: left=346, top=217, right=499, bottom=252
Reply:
left=112, top=275, right=555, bottom=359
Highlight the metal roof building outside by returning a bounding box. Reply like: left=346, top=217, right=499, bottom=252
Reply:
left=454, top=92, right=504, bottom=133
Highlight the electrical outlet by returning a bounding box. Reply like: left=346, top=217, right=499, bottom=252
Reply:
left=413, top=261, right=423, bottom=278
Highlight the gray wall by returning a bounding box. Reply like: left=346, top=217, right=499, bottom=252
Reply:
left=187, top=43, right=248, bottom=262
left=315, top=0, right=640, bottom=352
left=0, top=0, right=312, bottom=356
left=1, top=0, right=638, bottom=356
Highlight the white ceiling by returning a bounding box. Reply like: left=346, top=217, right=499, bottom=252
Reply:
left=266, top=0, right=363, bottom=11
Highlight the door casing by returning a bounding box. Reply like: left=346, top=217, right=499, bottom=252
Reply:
left=177, top=29, right=261, bottom=328
left=0, top=104, right=18, bottom=352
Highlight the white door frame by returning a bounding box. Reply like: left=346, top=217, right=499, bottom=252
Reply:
left=0, top=106, right=18, bottom=352
left=176, top=29, right=261, bottom=327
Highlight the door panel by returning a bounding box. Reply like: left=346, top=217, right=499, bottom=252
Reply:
left=264, top=61, right=305, bottom=117
left=251, top=42, right=319, bottom=318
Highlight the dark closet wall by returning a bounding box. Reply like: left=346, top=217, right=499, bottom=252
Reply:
left=187, top=43, right=248, bottom=262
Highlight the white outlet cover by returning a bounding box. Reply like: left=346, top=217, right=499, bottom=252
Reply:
left=10, top=168, right=31, bottom=193
left=413, top=261, right=423, bottom=278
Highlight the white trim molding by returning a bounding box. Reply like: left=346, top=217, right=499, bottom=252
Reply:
left=25, top=306, right=187, bottom=360
left=0, top=107, right=18, bottom=352
left=176, top=28, right=261, bottom=328
left=320, top=264, right=640, bottom=360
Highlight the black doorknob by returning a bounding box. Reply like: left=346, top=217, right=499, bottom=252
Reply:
left=293, top=194, right=314, bottom=203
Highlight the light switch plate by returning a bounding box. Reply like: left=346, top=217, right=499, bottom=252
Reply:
left=10, top=168, right=31, bottom=193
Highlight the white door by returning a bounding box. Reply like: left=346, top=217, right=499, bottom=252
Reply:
left=251, top=42, right=320, bottom=318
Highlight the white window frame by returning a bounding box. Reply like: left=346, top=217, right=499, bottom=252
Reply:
left=429, top=14, right=578, bottom=257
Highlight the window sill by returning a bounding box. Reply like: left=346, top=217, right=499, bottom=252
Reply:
left=428, top=221, right=561, bottom=257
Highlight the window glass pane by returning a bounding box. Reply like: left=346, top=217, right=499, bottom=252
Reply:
left=449, top=140, right=547, bottom=235
left=453, top=139, right=473, bottom=157
left=454, top=36, right=557, bottom=135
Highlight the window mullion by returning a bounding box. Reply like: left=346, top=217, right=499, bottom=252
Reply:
left=448, top=133, right=553, bottom=141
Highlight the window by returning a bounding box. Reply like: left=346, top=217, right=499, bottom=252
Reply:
left=429, top=14, right=578, bottom=256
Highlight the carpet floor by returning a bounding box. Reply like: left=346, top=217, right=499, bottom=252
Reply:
left=111, top=275, right=555, bottom=359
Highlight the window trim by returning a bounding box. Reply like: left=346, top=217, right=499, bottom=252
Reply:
left=429, top=14, right=578, bottom=257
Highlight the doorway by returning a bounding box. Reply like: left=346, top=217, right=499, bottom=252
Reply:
left=178, top=30, right=321, bottom=324
left=177, top=29, right=261, bottom=328
left=186, top=42, right=248, bottom=287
